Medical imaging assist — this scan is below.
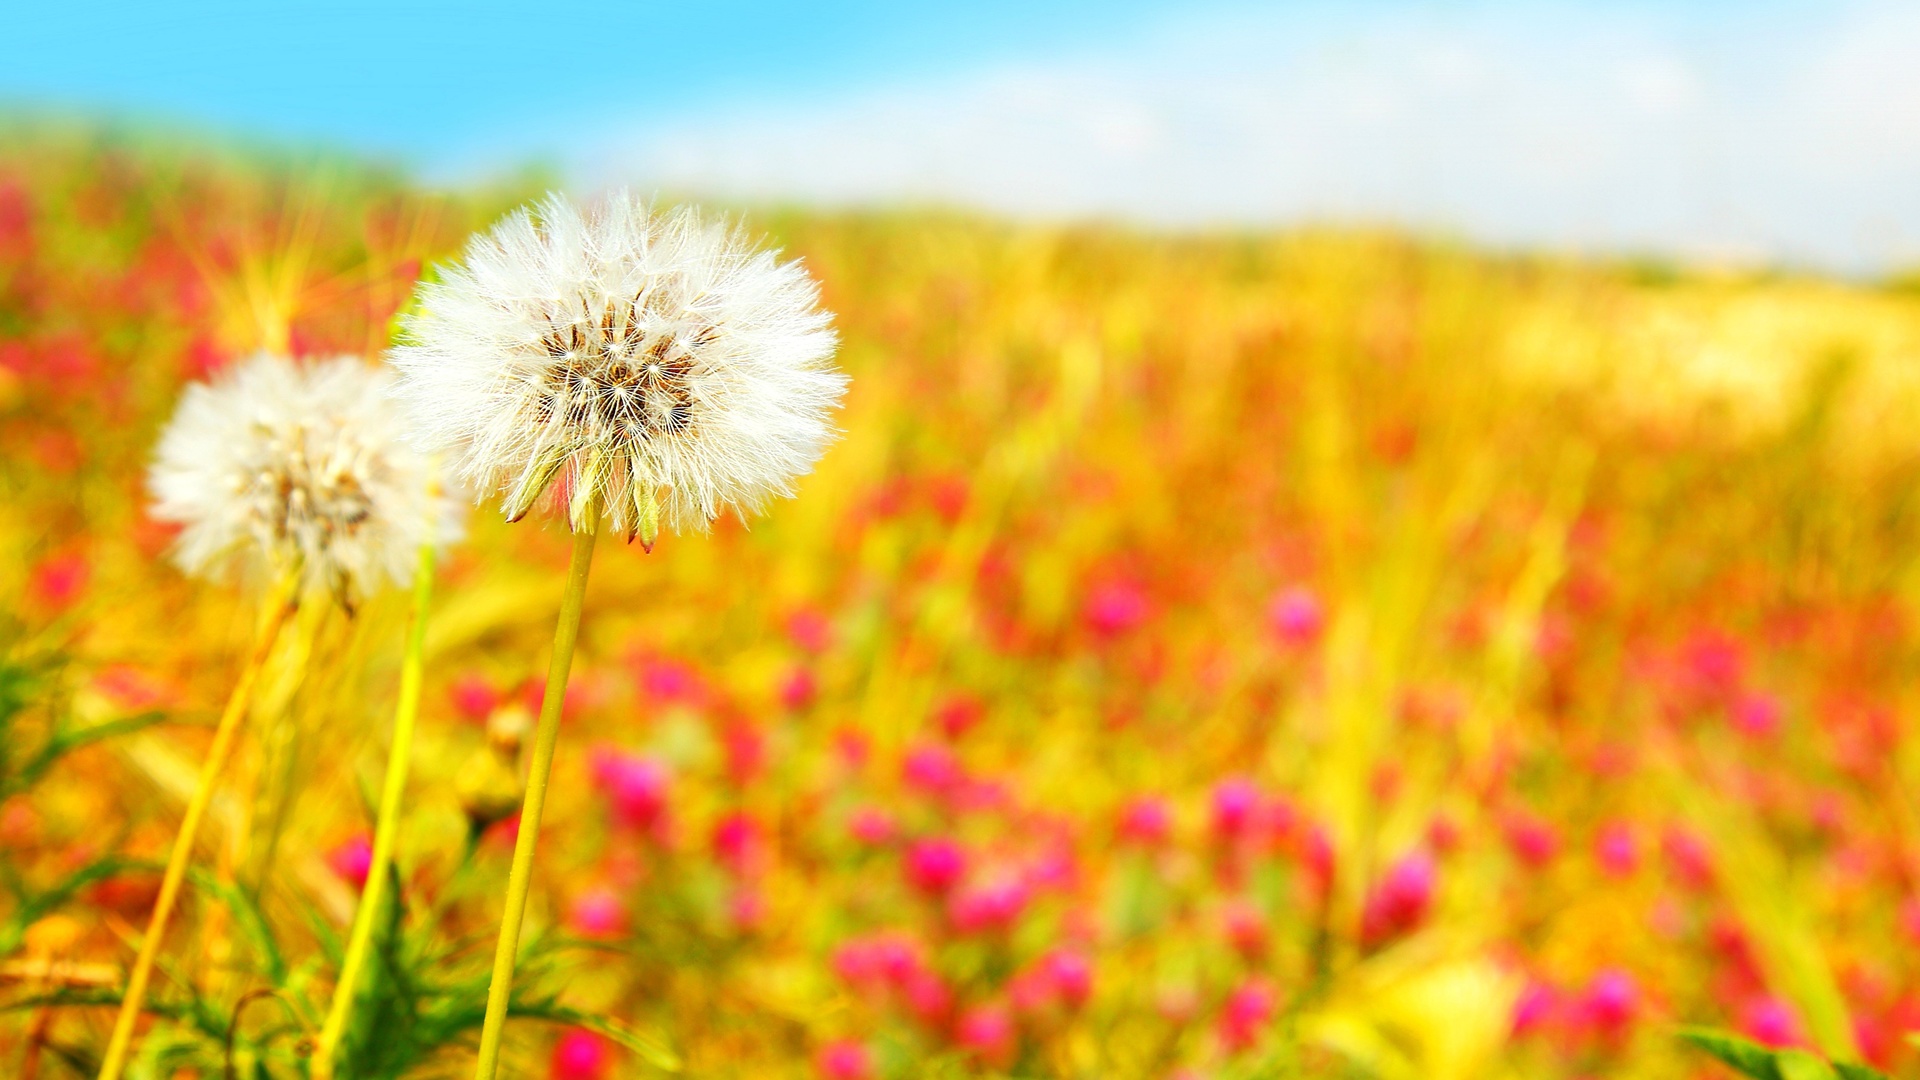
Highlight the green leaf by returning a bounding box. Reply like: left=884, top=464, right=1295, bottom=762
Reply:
left=0, top=855, right=157, bottom=955
left=1679, top=1028, right=1785, bottom=1079
left=507, top=1001, right=682, bottom=1073
left=1774, top=1049, right=1839, bottom=1080
left=185, top=867, right=286, bottom=984
left=1833, top=1063, right=1891, bottom=1080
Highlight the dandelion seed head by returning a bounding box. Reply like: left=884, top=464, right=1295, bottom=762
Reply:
left=387, top=191, right=845, bottom=541
left=148, top=353, right=462, bottom=606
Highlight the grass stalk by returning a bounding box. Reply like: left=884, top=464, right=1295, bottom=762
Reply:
left=310, top=542, right=437, bottom=1080
left=95, top=570, right=303, bottom=1080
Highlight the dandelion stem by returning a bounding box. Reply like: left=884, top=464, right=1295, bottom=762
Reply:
left=95, top=570, right=303, bottom=1080
left=311, top=542, right=437, bottom=1080
left=473, top=513, right=599, bottom=1080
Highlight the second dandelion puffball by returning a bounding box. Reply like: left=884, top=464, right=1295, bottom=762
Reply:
left=148, top=353, right=462, bottom=608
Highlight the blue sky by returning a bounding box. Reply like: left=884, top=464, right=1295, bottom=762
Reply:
left=5, top=2, right=1919, bottom=271
left=1, top=2, right=1186, bottom=158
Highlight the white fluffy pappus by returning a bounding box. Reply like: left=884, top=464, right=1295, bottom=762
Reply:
left=386, top=191, right=846, bottom=546
left=148, top=353, right=463, bottom=608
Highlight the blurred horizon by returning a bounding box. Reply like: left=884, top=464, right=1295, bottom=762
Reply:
left=5, top=1, right=1919, bottom=275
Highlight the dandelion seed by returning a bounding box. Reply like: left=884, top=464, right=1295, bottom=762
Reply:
left=389, top=190, right=845, bottom=548
left=148, top=352, right=461, bottom=609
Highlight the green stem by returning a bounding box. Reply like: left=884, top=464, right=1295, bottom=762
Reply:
left=96, top=571, right=303, bottom=1080
left=311, top=543, right=436, bottom=1080
left=472, top=516, right=599, bottom=1080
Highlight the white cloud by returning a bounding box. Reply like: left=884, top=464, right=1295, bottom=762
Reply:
left=585, top=2, right=1920, bottom=271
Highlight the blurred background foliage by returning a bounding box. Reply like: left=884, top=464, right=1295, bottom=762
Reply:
left=4, top=125, right=1920, bottom=1078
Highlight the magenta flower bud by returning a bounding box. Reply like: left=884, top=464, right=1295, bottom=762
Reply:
left=905, top=837, right=968, bottom=895
left=936, top=694, right=985, bottom=740
left=590, top=747, right=671, bottom=831
left=835, top=728, right=872, bottom=768
left=787, top=608, right=833, bottom=654
left=1503, top=813, right=1561, bottom=868
left=449, top=671, right=500, bottom=723
left=1119, top=796, right=1172, bottom=845
left=874, top=933, right=923, bottom=984
left=1360, top=850, right=1436, bottom=945
left=781, top=666, right=819, bottom=710
left=1731, top=691, right=1782, bottom=739
left=1222, top=899, right=1269, bottom=957
left=903, top=742, right=963, bottom=795
left=1685, top=631, right=1745, bottom=698
left=549, top=1029, right=610, bottom=1080
left=1121, top=795, right=1167, bottom=845
left=848, top=806, right=898, bottom=846
left=327, top=835, right=373, bottom=888
left=947, top=875, right=1030, bottom=934
left=815, top=1040, right=874, bottom=1080
left=29, top=552, right=88, bottom=609
left=728, top=885, right=765, bottom=930
left=1219, top=978, right=1277, bottom=1051
left=955, top=1002, right=1016, bottom=1066
left=1266, top=586, right=1324, bottom=646
left=1212, top=777, right=1260, bottom=838
left=1582, top=969, right=1639, bottom=1034
left=1044, top=948, right=1093, bottom=1007
left=566, top=887, right=626, bottom=939
left=633, top=655, right=702, bottom=703
left=712, top=811, right=764, bottom=876
left=1084, top=579, right=1150, bottom=638
left=721, top=721, right=765, bottom=786
left=1594, top=821, right=1638, bottom=877
left=1511, top=979, right=1558, bottom=1037
left=1740, top=996, right=1802, bottom=1048
left=904, top=969, right=953, bottom=1025
left=1662, top=825, right=1715, bottom=889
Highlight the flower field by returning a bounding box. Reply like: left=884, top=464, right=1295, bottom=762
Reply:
left=6, top=130, right=1920, bottom=1078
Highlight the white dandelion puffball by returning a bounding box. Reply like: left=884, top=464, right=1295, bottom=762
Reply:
left=149, top=353, right=463, bottom=606
left=387, top=191, right=845, bottom=545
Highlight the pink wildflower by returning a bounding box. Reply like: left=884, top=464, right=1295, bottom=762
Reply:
left=1732, top=691, right=1783, bottom=739
left=905, top=837, right=967, bottom=895
left=815, top=1040, right=874, bottom=1080
left=449, top=671, right=499, bottom=723
left=1594, top=821, right=1638, bottom=877
left=1580, top=969, right=1639, bottom=1037
left=1267, top=586, right=1325, bottom=645
left=1512, top=979, right=1559, bottom=1037
left=903, top=742, right=963, bottom=796
left=848, top=806, right=898, bottom=846
left=1119, top=796, right=1172, bottom=845
left=1212, top=777, right=1260, bottom=838
left=1360, top=850, right=1436, bottom=946
left=1504, top=812, right=1562, bottom=868
left=781, top=666, right=819, bottom=710
left=30, top=552, right=88, bottom=608
left=567, top=888, right=626, bottom=939
left=1084, top=579, right=1150, bottom=638
left=1220, top=978, right=1277, bottom=1052
left=712, top=811, right=765, bottom=876
left=549, top=1029, right=609, bottom=1080
left=590, top=748, right=671, bottom=831
left=327, top=835, right=372, bottom=888
left=935, top=694, right=985, bottom=740
left=955, top=1002, right=1016, bottom=1067
left=1740, top=996, right=1802, bottom=1048
left=787, top=608, right=834, bottom=653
